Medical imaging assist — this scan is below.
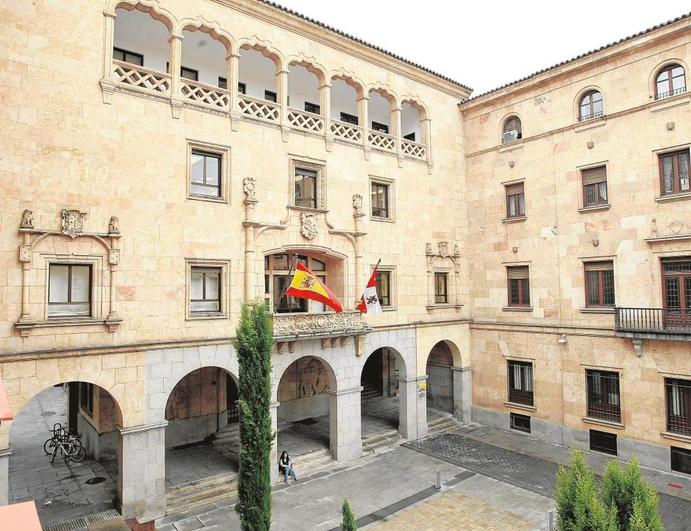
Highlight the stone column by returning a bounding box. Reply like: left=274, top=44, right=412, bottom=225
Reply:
left=391, top=105, right=403, bottom=166
left=270, top=402, right=279, bottom=484
left=321, top=81, right=333, bottom=150
left=421, top=117, right=433, bottom=169
left=329, top=387, right=362, bottom=462
left=100, top=12, right=117, bottom=103
left=243, top=177, right=258, bottom=303
left=453, top=366, right=472, bottom=423
left=18, top=232, right=31, bottom=324
left=168, top=34, right=183, bottom=118
left=0, top=447, right=11, bottom=505
left=277, top=68, right=290, bottom=141
left=228, top=51, right=241, bottom=130
left=117, top=422, right=167, bottom=522
left=399, top=376, right=428, bottom=440
left=358, top=94, right=370, bottom=159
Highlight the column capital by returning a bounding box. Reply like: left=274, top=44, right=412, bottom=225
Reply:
left=452, top=366, right=471, bottom=373
left=169, top=33, right=184, bottom=43
left=103, top=10, right=117, bottom=19
left=319, top=81, right=332, bottom=90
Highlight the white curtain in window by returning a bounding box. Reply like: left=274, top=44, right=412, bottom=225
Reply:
left=513, top=365, right=522, bottom=390
left=671, top=384, right=682, bottom=416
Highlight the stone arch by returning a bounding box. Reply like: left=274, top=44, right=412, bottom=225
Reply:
left=363, top=332, right=414, bottom=379
left=273, top=352, right=338, bottom=403
left=367, top=84, right=399, bottom=110
left=330, top=70, right=365, bottom=100
left=237, top=36, right=285, bottom=72
left=649, top=58, right=688, bottom=98
left=574, top=85, right=604, bottom=120
left=423, top=339, right=462, bottom=368
left=500, top=112, right=522, bottom=142
left=400, top=97, right=428, bottom=121
left=178, top=17, right=236, bottom=55
left=107, top=0, right=177, bottom=33
left=287, top=55, right=327, bottom=86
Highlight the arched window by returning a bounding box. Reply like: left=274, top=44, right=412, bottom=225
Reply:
left=579, top=90, right=604, bottom=121
left=264, top=254, right=329, bottom=313
left=655, top=64, right=686, bottom=100
left=502, top=116, right=522, bottom=144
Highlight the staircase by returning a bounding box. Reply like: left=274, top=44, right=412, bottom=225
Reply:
left=362, top=429, right=403, bottom=455
left=276, top=447, right=335, bottom=484
left=361, top=385, right=381, bottom=401
left=166, top=472, right=238, bottom=515
left=427, top=414, right=460, bottom=436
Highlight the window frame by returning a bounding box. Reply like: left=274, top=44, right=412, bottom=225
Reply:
left=581, top=165, right=608, bottom=208
left=186, top=140, right=230, bottom=203
left=113, top=47, right=144, bottom=67
left=264, top=90, right=277, bottom=103
left=585, top=369, right=622, bottom=423
left=304, top=101, right=321, bottom=115
left=185, top=259, right=230, bottom=320
left=370, top=177, right=395, bottom=221
left=658, top=149, right=690, bottom=196
left=590, top=429, right=618, bottom=456
left=289, top=158, right=326, bottom=210
left=584, top=261, right=615, bottom=308
left=671, top=446, right=691, bottom=475
left=339, top=112, right=358, bottom=125
left=655, top=63, right=687, bottom=100
left=371, top=121, right=389, bottom=134
left=218, top=76, right=227, bottom=90
left=374, top=267, right=395, bottom=310
left=47, top=263, right=92, bottom=319
left=502, top=115, right=522, bottom=143
left=507, top=360, right=534, bottom=406
left=666, top=378, right=691, bottom=437
left=578, top=90, right=604, bottom=122
left=510, top=412, right=531, bottom=433
left=504, top=181, right=526, bottom=219
left=434, top=272, right=449, bottom=304
left=506, top=266, right=531, bottom=308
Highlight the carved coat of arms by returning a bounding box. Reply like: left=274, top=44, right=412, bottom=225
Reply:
left=61, top=209, right=86, bottom=238
left=300, top=212, right=318, bottom=240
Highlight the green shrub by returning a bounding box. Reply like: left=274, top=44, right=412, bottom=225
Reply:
left=342, top=499, right=357, bottom=531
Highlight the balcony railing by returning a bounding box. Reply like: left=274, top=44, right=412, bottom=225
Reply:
left=181, top=79, right=229, bottom=111
left=238, top=94, right=280, bottom=123
left=615, top=307, right=691, bottom=335
left=287, top=107, right=324, bottom=133
left=272, top=310, right=370, bottom=341
left=367, top=130, right=396, bottom=153
left=112, top=60, right=170, bottom=95
left=330, top=119, right=362, bottom=143
left=401, top=139, right=427, bottom=159
left=655, top=86, right=687, bottom=101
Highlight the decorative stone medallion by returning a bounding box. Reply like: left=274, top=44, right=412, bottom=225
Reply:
left=243, top=176, right=256, bottom=203
left=61, top=209, right=86, bottom=238
left=300, top=212, right=318, bottom=240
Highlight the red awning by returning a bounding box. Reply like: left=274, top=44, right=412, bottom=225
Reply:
left=0, top=377, right=12, bottom=422
left=0, top=501, right=42, bottom=530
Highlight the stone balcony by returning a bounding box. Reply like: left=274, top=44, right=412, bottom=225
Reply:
left=272, top=310, right=371, bottom=355
left=615, top=307, right=691, bottom=342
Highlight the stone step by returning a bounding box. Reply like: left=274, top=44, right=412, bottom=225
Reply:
left=167, top=472, right=237, bottom=500
left=167, top=482, right=238, bottom=514
left=362, top=430, right=403, bottom=454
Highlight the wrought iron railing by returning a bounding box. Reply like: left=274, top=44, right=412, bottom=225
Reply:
left=578, top=110, right=604, bottom=122
left=615, top=307, right=691, bottom=334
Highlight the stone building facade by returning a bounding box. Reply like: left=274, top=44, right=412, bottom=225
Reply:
left=0, top=0, right=688, bottom=524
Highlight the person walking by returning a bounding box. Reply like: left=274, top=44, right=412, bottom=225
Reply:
left=278, top=450, right=297, bottom=483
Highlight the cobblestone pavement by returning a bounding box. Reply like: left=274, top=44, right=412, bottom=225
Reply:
left=406, top=430, right=691, bottom=531
left=8, top=385, right=118, bottom=528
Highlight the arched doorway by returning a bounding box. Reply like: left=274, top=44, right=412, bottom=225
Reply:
left=360, top=347, right=407, bottom=448
left=276, top=356, right=335, bottom=474
left=426, top=341, right=455, bottom=414
left=9, top=382, right=123, bottom=528
left=164, top=367, right=239, bottom=509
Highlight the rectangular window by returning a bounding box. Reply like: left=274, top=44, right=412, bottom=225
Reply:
left=238, top=82, right=247, bottom=94
left=666, top=378, right=691, bottom=436
left=48, top=264, right=91, bottom=317
left=434, top=272, right=448, bottom=304
left=190, top=267, right=221, bottom=313
left=376, top=270, right=391, bottom=308
left=340, top=112, right=358, bottom=125
left=79, top=382, right=94, bottom=416
left=294, top=167, right=318, bottom=209
left=659, top=150, right=690, bottom=195
left=582, top=166, right=608, bottom=207
left=505, top=182, right=525, bottom=218
left=507, top=266, right=530, bottom=307
left=218, top=77, right=227, bottom=90
left=371, top=121, right=389, bottom=134
left=590, top=429, right=618, bottom=456
left=585, top=261, right=615, bottom=307
left=371, top=182, right=390, bottom=218
left=671, top=446, right=691, bottom=475
left=304, top=101, right=321, bottom=114
left=403, top=132, right=416, bottom=141
left=507, top=360, right=534, bottom=406
left=190, top=149, right=221, bottom=198
left=510, top=413, right=531, bottom=433
left=586, top=370, right=621, bottom=423
left=113, top=47, right=143, bottom=67
left=273, top=275, right=307, bottom=313
left=180, top=66, right=198, bottom=81
left=264, top=90, right=277, bottom=103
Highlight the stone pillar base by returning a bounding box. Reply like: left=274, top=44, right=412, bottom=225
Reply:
left=329, top=387, right=362, bottom=462
left=453, top=366, right=472, bottom=423
left=399, top=376, right=428, bottom=440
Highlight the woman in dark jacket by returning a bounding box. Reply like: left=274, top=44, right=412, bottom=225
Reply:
left=279, top=450, right=298, bottom=483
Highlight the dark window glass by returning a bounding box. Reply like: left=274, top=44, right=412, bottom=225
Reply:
left=190, top=267, right=221, bottom=313
left=507, top=266, right=530, bottom=307
left=340, top=112, right=358, bottom=125
left=505, top=182, right=525, bottom=218
left=508, top=361, right=534, bottom=405
left=113, top=47, right=144, bottom=66
left=590, top=430, right=617, bottom=455
left=581, top=166, right=608, bottom=207
left=659, top=150, right=690, bottom=196
left=502, top=116, right=522, bottom=143
left=666, top=378, right=691, bottom=436
left=190, top=150, right=222, bottom=198
left=304, top=101, right=320, bottom=114
left=48, top=264, right=91, bottom=317
left=371, top=121, right=389, bottom=134
left=376, top=271, right=391, bottom=307
left=238, top=82, right=246, bottom=94
left=264, top=90, right=277, bottom=102
left=434, top=273, right=448, bottom=304
left=218, top=77, right=227, bottom=89
left=586, top=370, right=621, bottom=423
left=671, top=446, right=691, bottom=475
left=585, top=261, right=615, bottom=307
left=294, top=168, right=318, bottom=208
left=180, top=66, right=198, bottom=81
left=655, top=64, right=686, bottom=100
left=371, top=182, right=389, bottom=218
left=403, top=132, right=416, bottom=141
left=579, top=91, right=604, bottom=121
left=510, top=413, right=531, bottom=433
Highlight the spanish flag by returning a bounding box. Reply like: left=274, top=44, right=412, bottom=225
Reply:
left=286, top=262, right=343, bottom=313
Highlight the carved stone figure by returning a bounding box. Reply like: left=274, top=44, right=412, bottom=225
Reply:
left=453, top=243, right=461, bottom=257
left=300, top=212, right=318, bottom=240
left=61, top=209, right=86, bottom=238
left=20, top=209, right=34, bottom=230
left=352, top=193, right=364, bottom=217
left=243, top=176, right=257, bottom=203
left=108, top=216, right=120, bottom=235
left=425, top=243, right=433, bottom=255
left=438, top=241, right=448, bottom=257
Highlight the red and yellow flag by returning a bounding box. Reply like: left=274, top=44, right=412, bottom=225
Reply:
left=285, top=262, right=343, bottom=313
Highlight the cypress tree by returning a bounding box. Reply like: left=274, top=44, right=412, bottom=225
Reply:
left=342, top=499, right=357, bottom=531
left=235, top=303, right=274, bottom=531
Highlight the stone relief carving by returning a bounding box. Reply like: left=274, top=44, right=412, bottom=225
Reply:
left=651, top=218, right=691, bottom=239
left=243, top=176, right=257, bottom=203
left=109, top=248, right=120, bottom=265
left=453, top=243, right=461, bottom=257
left=352, top=193, right=364, bottom=217
left=300, top=212, right=318, bottom=240
left=425, top=243, right=433, bottom=255
left=19, top=245, right=32, bottom=263
left=273, top=311, right=369, bottom=339
left=61, top=209, right=86, bottom=239
left=438, top=241, right=448, bottom=257
left=108, top=216, right=120, bottom=235
left=20, top=209, right=34, bottom=230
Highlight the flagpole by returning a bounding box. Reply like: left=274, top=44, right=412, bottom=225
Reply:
left=276, top=253, right=299, bottom=309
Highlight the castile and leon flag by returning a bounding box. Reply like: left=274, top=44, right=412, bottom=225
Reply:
left=356, top=264, right=382, bottom=316
left=286, top=261, right=343, bottom=313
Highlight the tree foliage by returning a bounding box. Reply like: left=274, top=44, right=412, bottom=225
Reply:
left=235, top=303, right=274, bottom=531
left=342, top=499, right=357, bottom=531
